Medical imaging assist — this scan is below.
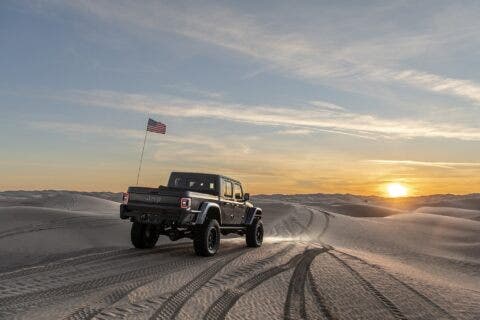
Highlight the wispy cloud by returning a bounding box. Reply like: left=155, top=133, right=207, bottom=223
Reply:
left=277, top=128, right=314, bottom=135
left=57, top=1, right=480, bottom=105
left=368, top=68, right=480, bottom=105
left=55, top=89, right=480, bottom=141
left=28, top=120, right=229, bottom=151
left=367, top=159, right=480, bottom=169
left=309, top=100, right=346, bottom=111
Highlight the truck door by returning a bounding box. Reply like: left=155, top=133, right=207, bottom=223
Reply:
left=233, top=183, right=246, bottom=224
left=220, top=179, right=235, bottom=225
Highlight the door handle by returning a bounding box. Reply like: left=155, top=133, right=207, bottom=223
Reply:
left=230, top=214, right=234, bottom=219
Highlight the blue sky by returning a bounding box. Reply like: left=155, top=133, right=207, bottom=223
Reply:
left=1, top=0, right=480, bottom=195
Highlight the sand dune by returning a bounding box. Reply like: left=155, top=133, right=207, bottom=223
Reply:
left=256, top=193, right=480, bottom=219
left=0, top=191, right=120, bottom=213
left=325, top=203, right=405, bottom=217
left=414, top=206, right=480, bottom=221
left=0, top=191, right=478, bottom=319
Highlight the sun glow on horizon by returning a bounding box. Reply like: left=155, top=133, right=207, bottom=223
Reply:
left=386, top=183, right=408, bottom=198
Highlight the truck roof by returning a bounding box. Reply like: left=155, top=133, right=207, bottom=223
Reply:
left=170, top=171, right=241, bottom=184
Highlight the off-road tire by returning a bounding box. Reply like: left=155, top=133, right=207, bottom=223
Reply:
left=193, top=219, right=220, bottom=256
left=246, top=218, right=263, bottom=247
left=131, top=222, right=159, bottom=249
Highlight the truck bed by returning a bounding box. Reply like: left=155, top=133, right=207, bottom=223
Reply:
left=121, top=186, right=219, bottom=225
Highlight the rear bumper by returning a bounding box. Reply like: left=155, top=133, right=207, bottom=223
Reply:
left=120, top=204, right=199, bottom=225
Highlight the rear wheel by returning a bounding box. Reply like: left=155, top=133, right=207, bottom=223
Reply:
left=193, top=219, right=220, bottom=256
left=246, top=219, right=263, bottom=247
left=131, top=222, right=159, bottom=249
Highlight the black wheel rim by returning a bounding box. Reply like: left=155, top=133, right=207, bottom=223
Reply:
left=208, top=228, right=218, bottom=251
left=256, top=225, right=263, bottom=243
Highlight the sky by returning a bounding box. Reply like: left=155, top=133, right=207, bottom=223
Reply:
left=1, top=0, right=480, bottom=196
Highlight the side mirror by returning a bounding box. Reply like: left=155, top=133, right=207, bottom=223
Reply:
left=243, top=193, right=250, bottom=201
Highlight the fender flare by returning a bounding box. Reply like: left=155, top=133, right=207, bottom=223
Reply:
left=244, top=207, right=262, bottom=225
left=195, top=202, right=222, bottom=225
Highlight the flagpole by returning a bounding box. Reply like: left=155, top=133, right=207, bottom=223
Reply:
left=136, top=120, right=148, bottom=186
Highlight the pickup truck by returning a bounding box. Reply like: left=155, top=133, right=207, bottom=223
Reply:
left=120, top=172, right=263, bottom=256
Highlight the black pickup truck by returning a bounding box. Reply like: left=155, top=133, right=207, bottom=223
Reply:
left=120, top=172, right=263, bottom=256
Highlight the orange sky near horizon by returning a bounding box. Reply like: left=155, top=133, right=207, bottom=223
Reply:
left=1, top=153, right=479, bottom=197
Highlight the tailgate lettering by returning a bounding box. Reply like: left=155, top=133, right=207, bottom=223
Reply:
left=130, top=194, right=172, bottom=204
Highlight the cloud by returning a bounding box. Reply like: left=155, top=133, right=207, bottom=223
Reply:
left=28, top=120, right=229, bottom=151
left=309, top=100, right=346, bottom=111
left=56, top=1, right=480, bottom=105
left=277, top=128, right=314, bottom=135
left=367, top=159, right=480, bottom=169
left=56, top=89, right=480, bottom=141
left=368, top=68, right=480, bottom=105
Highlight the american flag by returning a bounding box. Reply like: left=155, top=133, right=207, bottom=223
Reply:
left=147, top=118, right=166, bottom=134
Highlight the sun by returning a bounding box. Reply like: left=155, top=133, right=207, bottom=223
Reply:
left=386, top=183, right=408, bottom=198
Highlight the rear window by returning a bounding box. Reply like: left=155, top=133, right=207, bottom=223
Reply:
left=168, top=174, right=217, bottom=193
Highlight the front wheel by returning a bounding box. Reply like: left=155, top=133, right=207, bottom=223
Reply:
left=131, top=222, right=159, bottom=249
left=246, top=219, right=263, bottom=247
left=193, top=219, right=220, bottom=256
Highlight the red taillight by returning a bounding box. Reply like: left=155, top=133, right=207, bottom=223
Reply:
left=180, top=197, right=191, bottom=209
left=122, top=192, right=129, bottom=204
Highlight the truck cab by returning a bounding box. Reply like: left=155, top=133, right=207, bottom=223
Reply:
left=219, top=176, right=248, bottom=225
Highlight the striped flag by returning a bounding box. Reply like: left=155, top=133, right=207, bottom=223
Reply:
left=147, top=118, right=166, bottom=134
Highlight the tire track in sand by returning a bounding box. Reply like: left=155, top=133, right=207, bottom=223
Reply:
left=68, top=246, right=247, bottom=320
left=204, top=248, right=329, bottom=320
left=101, top=244, right=292, bottom=320
left=62, top=283, right=141, bottom=320
left=0, top=216, right=120, bottom=240
left=278, top=205, right=315, bottom=238
left=0, top=247, right=122, bottom=281
left=326, top=251, right=408, bottom=320
left=0, top=246, right=241, bottom=312
left=205, top=244, right=294, bottom=289
left=283, top=248, right=325, bottom=320
left=312, top=208, right=331, bottom=241
left=289, top=207, right=314, bottom=234
left=335, top=250, right=456, bottom=320
left=148, top=249, right=248, bottom=320
left=306, top=269, right=334, bottom=320
left=0, top=243, right=190, bottom=282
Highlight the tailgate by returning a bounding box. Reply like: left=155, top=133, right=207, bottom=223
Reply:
left=127, top=187, right=183, bottom=206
